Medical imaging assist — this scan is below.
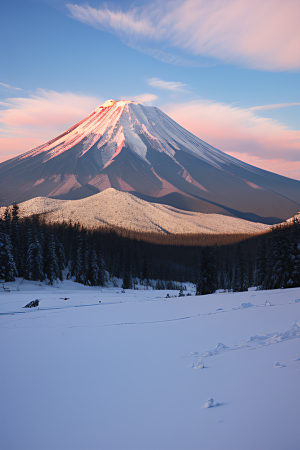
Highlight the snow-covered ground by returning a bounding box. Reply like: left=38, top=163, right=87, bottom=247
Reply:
left=1, top=279, right=299, bottom=450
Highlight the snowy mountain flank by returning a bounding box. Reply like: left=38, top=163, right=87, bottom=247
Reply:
left=1, top=99, right=300, bottom=224
left=0, top=188, right=271, bottom=234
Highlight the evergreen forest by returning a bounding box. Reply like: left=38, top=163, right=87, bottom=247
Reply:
left=1, top=203, right=300, bottom=294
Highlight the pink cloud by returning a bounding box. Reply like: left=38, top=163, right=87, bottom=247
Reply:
left=67, top=0, right=300, bottom=71
left=163, top=100, right=300, bottom=179
left=169, top=0, right=300, bottom=71
left=0, top=89, right=102, bottom=162
left=0, top=137, right=45, bottom=162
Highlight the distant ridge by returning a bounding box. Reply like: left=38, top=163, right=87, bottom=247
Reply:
left=1, top=99, right=300, bottom=224
left=0, top=189, right=271, bottom=235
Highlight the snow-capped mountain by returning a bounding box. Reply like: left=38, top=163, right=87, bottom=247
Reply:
left=1, top=99, right=300, bottom=223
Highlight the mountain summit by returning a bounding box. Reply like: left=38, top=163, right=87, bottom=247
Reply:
left=1, top=99, right=300, bottom=223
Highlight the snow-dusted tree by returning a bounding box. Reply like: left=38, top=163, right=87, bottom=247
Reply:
left=87, top=247, right=99, bottom=286
left=11, top=202, right=19, bottom=221
left=10, top=202, right=23, bottom=274
left=3, top=208, right=11, bottom=234
left=0, top=231, right=18, bottom=282
left=44, top=234, right=62, bottom=284
left=26, top=228, right=44, bottom=281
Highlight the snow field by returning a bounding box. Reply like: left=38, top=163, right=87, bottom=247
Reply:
left=1, top=280, right=300, bottom=450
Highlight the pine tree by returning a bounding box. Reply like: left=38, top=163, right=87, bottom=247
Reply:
left=289, top=219, right=300, bottom=287
left=0, top=231, right=18, bottom=282
left=75, top=234, right=84, bottom=284
left=196, top=247, right=217, bottom=295
left=122, top=245, right=132, bottom=289
left=88, top=247, right=99, bottom=286
left=233, top=246, right=248, bottom=292
left=97, top=245, right=106, bottom=286
left=10, top=202, right=23, bottom=275
left=3, top=208, right=11, bottom=234
left=268, top=227, right=291, bottom=289
left=26, top=228, right=44, bottom=281
left=141, top=256, right=150, bottom=286
left=255, top=240, right=267, bottom=286
left=55, top=236, right=66, bottom=281
left=44, top=234, right=61, bottom=284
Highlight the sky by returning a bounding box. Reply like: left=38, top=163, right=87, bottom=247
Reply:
left=0, top=0, right=299, bottom=179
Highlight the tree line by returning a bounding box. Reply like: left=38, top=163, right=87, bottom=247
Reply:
left=1, top=203, right=300, bottom=294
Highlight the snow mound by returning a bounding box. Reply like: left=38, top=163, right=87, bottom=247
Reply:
left=249, top=322, right=300, bottom=345
left=191, top=362, right=204, bottom=369
left=203, top=398, right=218, bottom=408
left=190, top=322, right=300, bottom=365
left=202, top=343, right=229, bottom=357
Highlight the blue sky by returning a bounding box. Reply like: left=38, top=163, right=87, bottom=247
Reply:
left=1, top=0, right=299, bottom=178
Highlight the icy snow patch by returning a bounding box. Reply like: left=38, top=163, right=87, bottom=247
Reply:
left=241, top=302, right=254, bottom=309
left=233, top=302, right=254, bottom=310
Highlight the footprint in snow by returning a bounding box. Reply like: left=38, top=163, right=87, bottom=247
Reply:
left=274, top=362, right=287, bottom=368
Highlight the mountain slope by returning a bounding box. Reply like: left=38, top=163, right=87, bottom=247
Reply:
left=1, top=99, right=300, bottom=223
left=0, top=189, right=271, bottom=234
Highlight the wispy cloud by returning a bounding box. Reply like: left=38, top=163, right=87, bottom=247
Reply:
left=0, top=89, right=101, bottom=162
left=140, top=48, right=210, bottom=68
left=66, top=3, right=156, bottom=37
left=147, top=78, right=189, bottom=92
left=249, top=102, right=300, bottom=111
left=66, top=0, right=300, bottom=71
left=0, top=82, right=22, bottom=91
left=128, top=93, right=158, bottom=104
left=163, top=99, right=300, bottom=179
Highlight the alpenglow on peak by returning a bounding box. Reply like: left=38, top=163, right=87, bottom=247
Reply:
left=0, top=100, right=300, bottom=224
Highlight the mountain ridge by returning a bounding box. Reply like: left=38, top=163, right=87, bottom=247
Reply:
left=0, top=188, right=271, bottom=235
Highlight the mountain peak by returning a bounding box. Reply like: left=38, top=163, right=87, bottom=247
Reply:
left=101, top=99, right=138, bottom=107
left=1, top=101, right=300, bottom=224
